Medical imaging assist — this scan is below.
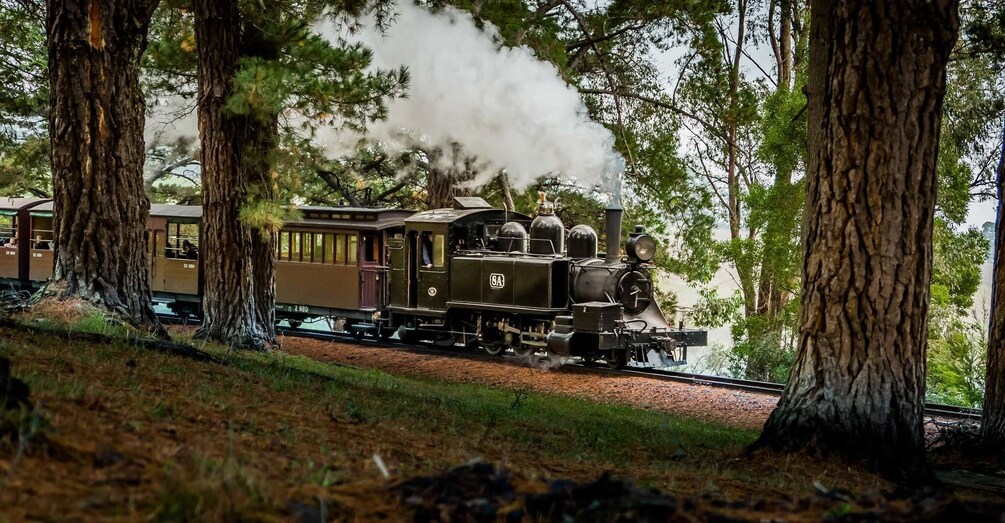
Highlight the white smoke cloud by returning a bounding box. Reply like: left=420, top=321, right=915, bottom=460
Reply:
left=315, top=2, right=622, bottom=190
left=145, top=95, right=198, bottom=149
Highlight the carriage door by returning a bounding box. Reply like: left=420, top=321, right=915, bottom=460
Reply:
left=359, top=232, right=385, bottom=309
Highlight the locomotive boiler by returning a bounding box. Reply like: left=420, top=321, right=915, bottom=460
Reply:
left=387, top=195, right=706, bottom=368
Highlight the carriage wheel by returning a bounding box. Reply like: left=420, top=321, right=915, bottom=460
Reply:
left=288, top=320, right=302, bottom=330
left=396, top=325, right=419, bottom=345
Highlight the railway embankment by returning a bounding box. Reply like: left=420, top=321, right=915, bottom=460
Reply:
left=2, top=318, right=1004, bottom=521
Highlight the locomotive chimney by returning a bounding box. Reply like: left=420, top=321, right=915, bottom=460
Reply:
left=605, top=205, right=622, bottom=264
left=605, top=156, right=625, bottom=264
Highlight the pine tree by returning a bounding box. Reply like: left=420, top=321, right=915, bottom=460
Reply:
left=755, top=0, right=960, bottom=480
left=44, top=0, right=164, bottom=331
left=187, top=0, right=406, bottom=347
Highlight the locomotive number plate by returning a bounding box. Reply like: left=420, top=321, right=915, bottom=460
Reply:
left=489, top=273, right=505, bottom=289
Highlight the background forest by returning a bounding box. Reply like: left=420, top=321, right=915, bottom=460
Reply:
left=1, top=0, right=1003, bottom=404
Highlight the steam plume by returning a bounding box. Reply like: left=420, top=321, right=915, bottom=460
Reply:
left=315, top=2, right=624, bottom=190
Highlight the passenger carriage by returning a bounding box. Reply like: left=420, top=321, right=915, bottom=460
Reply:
left=0, top=197, right=49, bottom=287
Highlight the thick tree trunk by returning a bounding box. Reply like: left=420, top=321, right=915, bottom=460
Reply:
left=46, top=0, right=163, bottom=332
left=244, top=117, right=279, bottom=345
left=755, top=0, right=959, bottom=481
left=240, top=21, right=281, bottom=345
left=194, top=0, right=267, bottom=349
left=982, top=116, right=1005, bottom=447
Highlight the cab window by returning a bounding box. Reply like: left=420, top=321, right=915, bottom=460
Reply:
left=432, top=234, right=445, bottom=268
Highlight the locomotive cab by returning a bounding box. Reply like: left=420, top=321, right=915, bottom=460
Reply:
left=389, top=196, right=535, bottom=342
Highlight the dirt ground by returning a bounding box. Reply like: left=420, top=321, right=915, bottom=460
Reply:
left=2, top=325, right=1004, bottom=521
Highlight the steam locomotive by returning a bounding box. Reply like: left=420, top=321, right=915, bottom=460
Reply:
left=387, top=196, right=706, bottom=367
left=0, top=195, right=706, bottom=368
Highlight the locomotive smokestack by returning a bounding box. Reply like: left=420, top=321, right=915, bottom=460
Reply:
left=605, top=157, right=624, bottom=264
left=605, top=206, right=622, bottom=264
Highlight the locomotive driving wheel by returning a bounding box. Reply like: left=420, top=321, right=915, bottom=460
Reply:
left=514, top=344, right=536, bottom=357
left=482, top=342, right=506, bottom=356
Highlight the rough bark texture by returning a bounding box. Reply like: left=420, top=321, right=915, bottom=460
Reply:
left=46, top=0, right=163, bottom=331
left=427, top=167, right=473, bottom=209
left=240, top=21, right=280, bottom=345
left=755, top=0, right=959, bottom=480
left=982, top=118, right=1005, bottom=448
left=194, top=0, right=267, bottom=349
left=245, top=118, right=279, bottom=345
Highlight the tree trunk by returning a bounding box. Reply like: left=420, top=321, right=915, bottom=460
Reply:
left=45, top=0, right=163, bottom=332
left=754, top=0, right=959, bottom=481
left=426, top=149, right=476, bottom=209
left=193, top=0, right=267, bottom=349
left=244, top=117, right=279, bottom=345
left=981, top=115, right=1005, bottom=447
left=240, top=21, right=281, bottom=345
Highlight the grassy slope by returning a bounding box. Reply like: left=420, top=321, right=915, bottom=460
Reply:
left=0, top=324, right=759, bottom=521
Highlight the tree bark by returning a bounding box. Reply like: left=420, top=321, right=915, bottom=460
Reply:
left=45, top=0, right=163, bottom=332
left=193, top=0, right=267, bottom=349
left=754, top=0, right=959, bottom=481
left=240, top=20, right=280, bottom=346
left=244, top=116, right=279, bottom=345
left=982, top=115, right=1005, bottom=447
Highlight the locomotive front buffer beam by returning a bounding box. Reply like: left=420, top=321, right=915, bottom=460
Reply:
left=545, top=302, right=689, bottom=368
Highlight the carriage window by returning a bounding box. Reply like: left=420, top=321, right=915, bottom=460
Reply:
left=31, top=216, right=55, bottom=251
left=313, top=233, right=324, bottom=263
left=279, top=231, right=290, bottom=260
left=334, top=233, right=346, bottom=264
left=363, top=233, right=378, bottom=263
left=432, top=234, right=445, bottom=268
left=324, top=233, right=334, bottom=263
left=0, top=215, right=13, bottom=246
left=165, top=222, right=199, bottom=258
left=290, top=232, right=302, bottom=261
left=348, top=234, right=358, bottom=264
left=302, top=232, right=314, bottom=262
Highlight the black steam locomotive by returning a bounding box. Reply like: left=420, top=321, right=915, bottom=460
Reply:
left=387, top=196, right=706, bottom=368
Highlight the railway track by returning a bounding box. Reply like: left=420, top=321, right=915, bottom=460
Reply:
left=608, top=366, right=982, bottom=421
left=159, top=313, right=983, bottom=422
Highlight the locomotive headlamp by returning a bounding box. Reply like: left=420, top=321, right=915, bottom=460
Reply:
left=626, top=226, right=656, bottom=262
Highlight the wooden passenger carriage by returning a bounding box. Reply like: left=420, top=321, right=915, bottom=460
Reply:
left=3, top=202, right=413, bottom=327
left=147, top=204, right=413, bottom=323
left=0, top=197, right=49, bottom=285
left=273, top=206, right=412, bottom=322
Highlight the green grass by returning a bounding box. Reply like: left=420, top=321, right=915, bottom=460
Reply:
left=5, top=320, right=756, bottom=474
left=192, top=345, right=757, bottom=467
